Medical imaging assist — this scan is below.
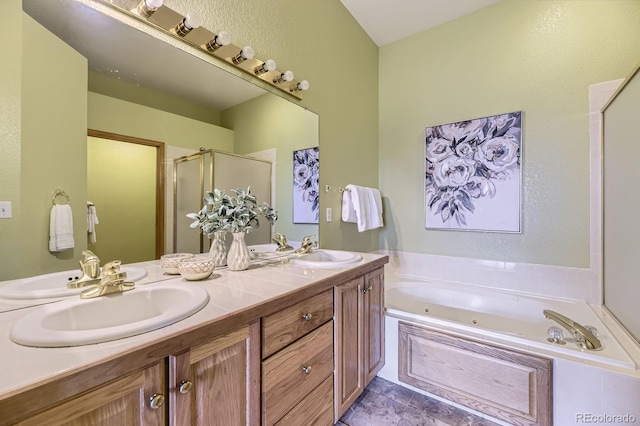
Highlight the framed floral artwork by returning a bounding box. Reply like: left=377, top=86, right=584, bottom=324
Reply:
left=425, top=111, right=522, bottom=232
left=293, top=147, right=319, bottom=224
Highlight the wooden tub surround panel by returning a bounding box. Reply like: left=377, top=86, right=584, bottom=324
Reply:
left=398, top=322, right=552, bottom=426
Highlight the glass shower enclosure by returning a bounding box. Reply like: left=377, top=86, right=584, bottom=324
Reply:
left=173, top=149, right=273, bottom=254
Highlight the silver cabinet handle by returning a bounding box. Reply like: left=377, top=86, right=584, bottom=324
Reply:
left=362, top=285, right=372, bottom=293
left=302, top=313, right=313, bottom=321
left=302, top=365, right=312, bottom=374
left=179, top=380, right=193, bottom=394
left=149, top=393, right=165, bottom=409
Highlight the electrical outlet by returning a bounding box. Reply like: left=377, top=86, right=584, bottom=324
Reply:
left=0, top=201, right=12, bottom=219
left=326, top=207, right=332, bottom=222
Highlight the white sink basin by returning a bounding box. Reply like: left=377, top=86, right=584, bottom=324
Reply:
left=0, top=266, right=148, bottom=300
left=289, top=249, right=363, bottom=268
left=10, top=283, right=209, bottom=347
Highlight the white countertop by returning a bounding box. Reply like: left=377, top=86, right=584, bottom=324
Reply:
left=0, top=252, right=386, bottom=400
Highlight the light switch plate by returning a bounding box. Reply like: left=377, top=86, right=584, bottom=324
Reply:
left=0, top=201, right=12, bottom=219
left=326, top=207, right=332, bottom=222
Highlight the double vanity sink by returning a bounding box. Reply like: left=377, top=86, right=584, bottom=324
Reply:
left=250, top=244, right=363, bottom=268
left=2, top=247, right=364, bottom=348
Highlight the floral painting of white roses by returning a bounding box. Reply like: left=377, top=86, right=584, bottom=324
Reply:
left=293, top=147, right=320, bottom=224
left=425, top=111, right=522, bottom=232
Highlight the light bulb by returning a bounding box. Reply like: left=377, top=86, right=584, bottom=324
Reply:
left=273, top=70, right=294, bottom=84
left=136, top=0, right=163, bottom=18
left=254, top=59, right=276, bottom=75
left=205, top=31, right=231, bottom=52
left=231, top=46, right=255, bottom=64
left=175, top=12, right=201, bottom=36
left=289, top=80, right=310, bottom=93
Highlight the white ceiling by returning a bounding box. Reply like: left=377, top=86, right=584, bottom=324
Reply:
left=340, top=0, right=502, bottom=46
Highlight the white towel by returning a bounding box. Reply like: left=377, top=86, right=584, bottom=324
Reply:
left=344, top=184, right=384, bottom=232
left=87, top=202, right=99, bottom=244
left=341, top=189, right=357, bottom=223
left=49, top=204, right=75, bottom=252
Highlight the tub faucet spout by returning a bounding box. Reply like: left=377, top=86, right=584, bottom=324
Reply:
left=543, top=310, right=602, bottom=351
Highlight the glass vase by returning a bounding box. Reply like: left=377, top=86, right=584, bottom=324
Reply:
left=227, top=232, right=251, bottom=271
left=208, top=231, right=227, bottom=267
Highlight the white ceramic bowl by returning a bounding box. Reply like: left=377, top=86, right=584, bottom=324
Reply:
left=178, top=256, right=215, bottom=281
left=161, top=253, right=194, bottom=274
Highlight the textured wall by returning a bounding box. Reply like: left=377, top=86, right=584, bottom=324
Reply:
left=8, top=12, right=88, bottom=279
left=0, top=0, right=23, bottom=279
left=88, top=92, right=234, bottom=152
left=221, top=93, right=320, bottom=242
left=167, top=0, right=380, bottom=251
left=379, top=1, right=640, bottom=267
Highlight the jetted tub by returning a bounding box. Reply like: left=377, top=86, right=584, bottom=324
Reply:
left=385, top=279, right=636, bottom=370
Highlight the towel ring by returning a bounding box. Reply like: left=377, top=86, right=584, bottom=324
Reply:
left=52, top=189, right=71, bottom=205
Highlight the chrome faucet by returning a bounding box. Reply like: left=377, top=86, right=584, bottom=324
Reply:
left=68, top=250, right=102, bottom=288
left=543, top=310, right=602, bottom=350
left=272, top=232, right=294, bottom=252
left=80, top=260, right=135, bottom=299
left=295, top=235, right=318, bottom=255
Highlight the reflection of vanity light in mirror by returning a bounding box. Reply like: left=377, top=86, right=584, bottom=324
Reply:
left=205, top=30, right=231, bottom=52
left=135, top=0, right=163, bottom=18
left=175, top=12, right=201, bottom=37
left=290, top=80, right=310, bottom=93
left=274, top=70, right=294, bottom=84
left=231, top=46, right=255, bottom=64
left=254, top=59, right=277, bottom=76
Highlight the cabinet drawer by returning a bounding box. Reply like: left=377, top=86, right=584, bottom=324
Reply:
left=274, top=374, right=334, bottom=426
left=262, top=321, right=334, bottom=425
left=262, top=288, right=333, bottom=358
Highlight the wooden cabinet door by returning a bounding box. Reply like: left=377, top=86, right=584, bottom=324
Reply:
left=169, top=322, right=260, bottom=426
left=334, top=276, right=364, bottom=420
left=363, top=268, right=385, bottom=385
left=17, top=361, right=165, bottom=426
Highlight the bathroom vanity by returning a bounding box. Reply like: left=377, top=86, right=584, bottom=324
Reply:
left=0, top=252, right=387, bottom=426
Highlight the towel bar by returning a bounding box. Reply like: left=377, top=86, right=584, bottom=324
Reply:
left=52, top=189, right=71, bottom=205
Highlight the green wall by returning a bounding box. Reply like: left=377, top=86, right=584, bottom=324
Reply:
left=89, top=71, right=222, bottom=126
left=221, top=93, right=320, bottom=242
left=0, top=6, right=88, bottom=280
left=379, top=0, right=640, bottom=268
left=167, top=0, right=380, bottom=252
left=0, top=0, right=23, bottom=279
left=87, top=137, right=156, bottom=264
left=88, top=92, right=234, bottom=151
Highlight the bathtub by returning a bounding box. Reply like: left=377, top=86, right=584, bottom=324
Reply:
left=384, top=279, right=636, bottom=370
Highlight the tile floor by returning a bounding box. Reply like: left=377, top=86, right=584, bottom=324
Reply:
left=336, top=377, right=500, bottom=426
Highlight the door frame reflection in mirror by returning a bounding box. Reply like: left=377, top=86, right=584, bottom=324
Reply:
left=87, top=129, right=165, bottom=261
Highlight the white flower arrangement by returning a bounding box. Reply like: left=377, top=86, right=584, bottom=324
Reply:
left=187, top=187, right=277, bottom=235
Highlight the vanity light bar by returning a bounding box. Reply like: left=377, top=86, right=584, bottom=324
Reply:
left=120, top=0, right=308, bottom=100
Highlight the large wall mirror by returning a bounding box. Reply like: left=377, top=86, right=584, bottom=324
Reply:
left=23, top=0, right=319, bottom=265
left=602, top=63, right=640, bottom=345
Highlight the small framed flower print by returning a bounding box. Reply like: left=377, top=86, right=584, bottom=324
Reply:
left=425, top=111, right=522, bottom=233
left=293, top=147, right=320, bottom=224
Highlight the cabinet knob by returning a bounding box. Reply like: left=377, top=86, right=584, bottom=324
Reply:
left=302, top=365, right=312, bottom=374
left=149, top=393, right=166, bottom=409
left=362, top=285, right=372, bottom=294
left=178, top=380, right=193, bottom=394
left=302, top=313, right=313, bottom=321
